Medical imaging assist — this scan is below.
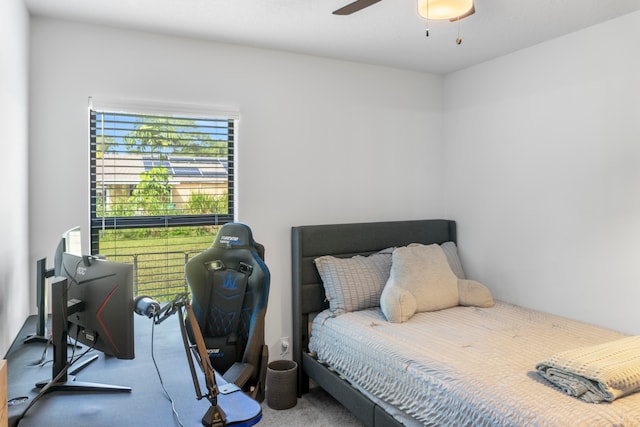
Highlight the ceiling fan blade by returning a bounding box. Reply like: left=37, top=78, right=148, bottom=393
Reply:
left=449, top=3, right=475, bottom=22
left=333, top=0, right=383, bottom=15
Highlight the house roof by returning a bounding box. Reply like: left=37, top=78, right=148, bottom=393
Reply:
left=97, top=154, right=228, bottom=185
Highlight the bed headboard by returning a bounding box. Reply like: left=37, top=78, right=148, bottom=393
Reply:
left=291, top=218, right=457, bottom=390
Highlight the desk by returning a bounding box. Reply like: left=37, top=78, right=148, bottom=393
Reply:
left=5, top=315, right=261, bottom=427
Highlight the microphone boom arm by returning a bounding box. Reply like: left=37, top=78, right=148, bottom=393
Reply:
left=155, top=292, right=226, bottom=427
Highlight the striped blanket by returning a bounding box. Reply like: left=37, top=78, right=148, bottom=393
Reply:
left=536, top=336, right=640, bottom=403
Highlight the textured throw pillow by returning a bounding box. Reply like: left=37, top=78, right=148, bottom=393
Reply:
left=380, top=285, right=417, bottom=323
left=457, top=279, right=494, bottom=308
left=314, top=252, right=392, bottom=315
left=381, top=244, right=459, bottom=322
left=441, top=241, right=466, bottom=279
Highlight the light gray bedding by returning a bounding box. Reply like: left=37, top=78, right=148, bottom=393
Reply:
left=537, top=336, right=640, bottom=403
left=309, top=301, right=640, bottom=426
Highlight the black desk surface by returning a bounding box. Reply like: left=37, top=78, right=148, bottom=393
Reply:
left=5, top=315, right=262, bottom=427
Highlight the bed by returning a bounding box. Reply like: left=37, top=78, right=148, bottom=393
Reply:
left=291, top=219, right=640, bottom=426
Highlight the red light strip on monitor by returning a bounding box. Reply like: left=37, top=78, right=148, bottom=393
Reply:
left=96, top=286, right=120, bottom=352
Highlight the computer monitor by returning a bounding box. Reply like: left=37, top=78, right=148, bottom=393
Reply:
left=54, top=226, right=82, bottom=275
left=37, top=253, right=135, bottom=393
left=26, top=226, right=84, bottom=344
left=60, top=252, right=135, bottom=360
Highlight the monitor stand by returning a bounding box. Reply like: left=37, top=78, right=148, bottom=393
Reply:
left=35, top=276, right=131, bottom=393
left=24, top=258, right=52, bottom=345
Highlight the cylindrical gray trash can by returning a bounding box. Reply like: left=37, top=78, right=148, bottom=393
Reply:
left=266, top=360, right=298, bottom=410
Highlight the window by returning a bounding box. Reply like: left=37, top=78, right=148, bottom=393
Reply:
left=89, top=100, right=237, bottom=301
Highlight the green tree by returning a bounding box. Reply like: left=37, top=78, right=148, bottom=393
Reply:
left=124, top=117, right=227, bottom=158
left=94, top=134, right=119, bottom=158
left=214, top=192, right=229, bottom=214
left=128, top=167, right=172, bottom=215
left=187, top=191, right=229, bottom=215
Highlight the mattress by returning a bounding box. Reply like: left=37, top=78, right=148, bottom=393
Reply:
left=309, top=301, right=640, bottom=426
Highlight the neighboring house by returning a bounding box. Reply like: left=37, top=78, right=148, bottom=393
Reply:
left=97, top=153, right=229, bottom=214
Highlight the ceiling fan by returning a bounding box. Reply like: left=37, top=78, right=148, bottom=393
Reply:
left=333, top=0, right=475, bottom=22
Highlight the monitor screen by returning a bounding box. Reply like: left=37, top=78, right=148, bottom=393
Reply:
left=59, top=252, right=135, bottom=359
left=53, top=226, right=82, bottom=276
left=28, top=227, right=84, bottom=344
left=64, top=226, right=82, bottom=256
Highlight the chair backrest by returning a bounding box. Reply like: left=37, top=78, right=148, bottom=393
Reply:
left=185, top=223, right=270, bottom=376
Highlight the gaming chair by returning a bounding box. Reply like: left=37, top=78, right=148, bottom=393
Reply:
left=185, top=223, right=270, bottom=402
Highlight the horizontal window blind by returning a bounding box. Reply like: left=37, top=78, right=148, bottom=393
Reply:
left=89, top=108, right=236, bottom=301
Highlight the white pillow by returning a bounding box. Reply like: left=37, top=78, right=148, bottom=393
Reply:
left=381, top=244, right=459, bottom=322
left=380, top=286, right=416, bottom=323
left=457, top=279, right=494, bottom=308
left=441, top=241, right=465, bottom=279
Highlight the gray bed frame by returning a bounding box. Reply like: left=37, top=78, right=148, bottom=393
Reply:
left=291, top=219, right=457, bottom=427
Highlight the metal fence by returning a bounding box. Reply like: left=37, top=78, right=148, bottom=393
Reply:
left=108, top=249, right=204, bottom=302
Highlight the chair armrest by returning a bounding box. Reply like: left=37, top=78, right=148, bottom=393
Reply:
left=222, top=362, right=255, bottom=387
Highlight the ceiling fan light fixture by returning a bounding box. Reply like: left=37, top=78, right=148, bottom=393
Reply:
left=418, top=0, right=474, bottom=21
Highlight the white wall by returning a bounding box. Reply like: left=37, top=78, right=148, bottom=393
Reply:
left=0, top=0, right=30, bottom=356
left=444, top=11, right=640, bottom=334
left=28, top=18, right=445, bottom=356
left=28, top=10, right=640, bottom=361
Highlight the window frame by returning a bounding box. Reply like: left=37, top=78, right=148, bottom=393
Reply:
left=88, top=98, right=239, bottom=295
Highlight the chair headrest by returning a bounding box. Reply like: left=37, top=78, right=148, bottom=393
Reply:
left=212, top=223, right=256, bottom=249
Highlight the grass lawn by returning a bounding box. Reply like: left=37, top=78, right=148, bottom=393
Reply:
left=96, top=226, right=220, bottom=301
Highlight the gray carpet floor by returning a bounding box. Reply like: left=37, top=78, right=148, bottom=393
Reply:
left=260, top=385, right=365, bottom=426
